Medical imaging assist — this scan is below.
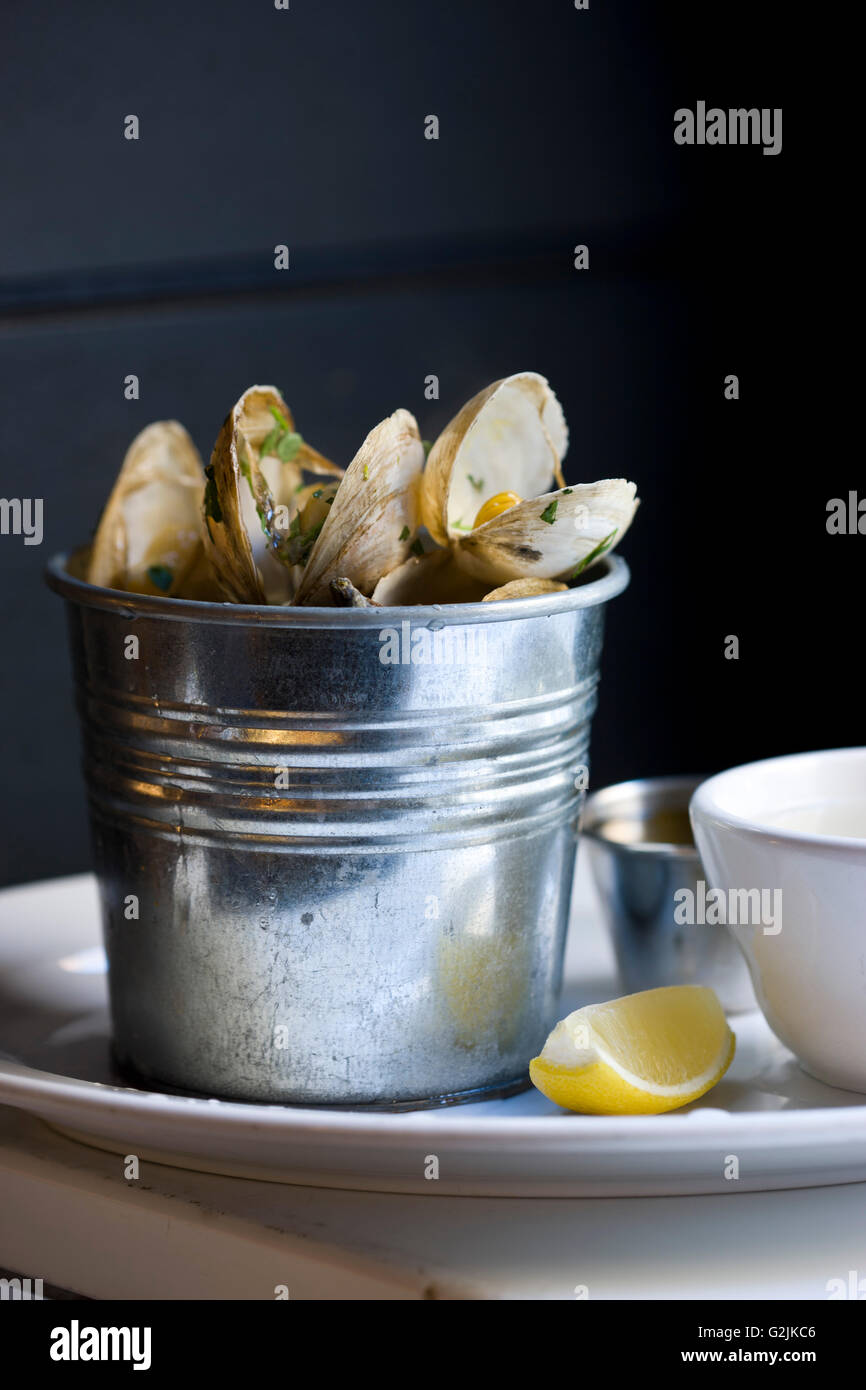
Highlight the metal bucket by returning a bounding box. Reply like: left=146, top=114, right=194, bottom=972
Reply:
left=47, top=553, right=629, bottom=1107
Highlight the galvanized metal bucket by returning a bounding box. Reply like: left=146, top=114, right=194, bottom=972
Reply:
left=47, top=553, right=629, bottom=1108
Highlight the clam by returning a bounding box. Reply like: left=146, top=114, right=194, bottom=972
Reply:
left=88, top=421, right=220, bottom=599
left=292, top=409, right=424, bottom=605
left=482, top=578, right=568, bottom=602
left=420, top=372, right=638, bottom=587
left=458, top=479, right=638, bottom=587
left=202, top=385, right=340, bottom=604
left=371, top=548, right=489, bottom=605
left=88, top=376, right=638, bottom=609
left=420, top=372, right=567, bottom=545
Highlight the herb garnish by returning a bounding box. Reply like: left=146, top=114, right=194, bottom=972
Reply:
left=147, top=564, right=173, bottom=592
left=540, top=500, right=558, bottom=525
left=572, top=529, right=617, bottom=578
left=467, top=473, right=484, bottom=491
left=399, top=525, right=411, bottom=541
left=276, top=431, right=302, bottom=461
left=258, top=425, right=283, bottom=458
left=260, top=405, right=303, bottom=463
left=282, top=512, right=326, bottom=566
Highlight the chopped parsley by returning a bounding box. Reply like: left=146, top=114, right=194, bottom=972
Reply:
left=259, top=406, right=303, bottom=463
left=147, top=564, right=173, bottom=592
left=282, top=512, right=325, bottom=567
left=259, top=424, right=283, bottom=458
left=276, top=431, right=302, bottom=462
left=467, top=473, right=484, bottom=491
left=540, top=500, right=558, bottom=525
left=572, top=529, right=618, bottom=578
left=399, top=525, right=411, bottom=541
left=562, top=488, right=573, bottom=495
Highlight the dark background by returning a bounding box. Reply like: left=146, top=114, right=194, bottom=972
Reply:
left=0, top=1, right=827, bottom=889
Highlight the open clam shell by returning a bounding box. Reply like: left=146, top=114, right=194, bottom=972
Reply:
left=482, top=578, right=568, bottom=602
left=371, top=547, right=489, bottom=606
left=293, top=409, right=425, bottom=605
left=88, top=421, right=219, bottom=599
left=420, top=372, right=568, bottom=546
left=202, top=385, right=340, bottom=604
left=457, top=479, right=638, bottom=587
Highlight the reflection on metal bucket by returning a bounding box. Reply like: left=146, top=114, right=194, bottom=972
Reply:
left=47, top=554, right=629, bottom=1106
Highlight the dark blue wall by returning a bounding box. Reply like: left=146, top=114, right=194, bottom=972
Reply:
left=1, top=2, right=822, bottom=888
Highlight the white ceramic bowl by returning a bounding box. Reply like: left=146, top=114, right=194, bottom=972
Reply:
left=690, top=748, right=866, bottom=1093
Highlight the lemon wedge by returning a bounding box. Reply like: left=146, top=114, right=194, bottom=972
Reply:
left=529, top=986, right=735, bottom=1115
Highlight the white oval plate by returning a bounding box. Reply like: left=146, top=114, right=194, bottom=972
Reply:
left=1, top=870, right=865, bottom=1197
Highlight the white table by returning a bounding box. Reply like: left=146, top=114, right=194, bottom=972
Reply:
left=2, top=1103, right=865, bottom=1299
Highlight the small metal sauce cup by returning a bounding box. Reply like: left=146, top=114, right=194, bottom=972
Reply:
left=580, top=776, right=755, bottom=1013
left=47, top=552, right=629, bottom=1107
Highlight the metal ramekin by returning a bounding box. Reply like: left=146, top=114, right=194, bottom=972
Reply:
left=581, top=775, right=755, bottom=1013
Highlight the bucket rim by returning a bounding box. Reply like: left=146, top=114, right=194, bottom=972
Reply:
left=45, top=552, right=630, bottom=627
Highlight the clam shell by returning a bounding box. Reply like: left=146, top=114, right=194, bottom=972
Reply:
left=482, top=578, right=568, bottom=602
left=88, top=421, right=219, bottom=598
left=293, top=409, right=424, bottom=605
left=173, top=549, right=225, bottom=601
left=420, top=372, right=568, bottom=545
left=202, top=385, right=339, bottom=604
left=371, top=548, right=489, bottom=605
left=457, top=479, right=638, bottom=586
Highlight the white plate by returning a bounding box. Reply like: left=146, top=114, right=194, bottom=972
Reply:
left=1, top=869, right=865, bottom=1197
